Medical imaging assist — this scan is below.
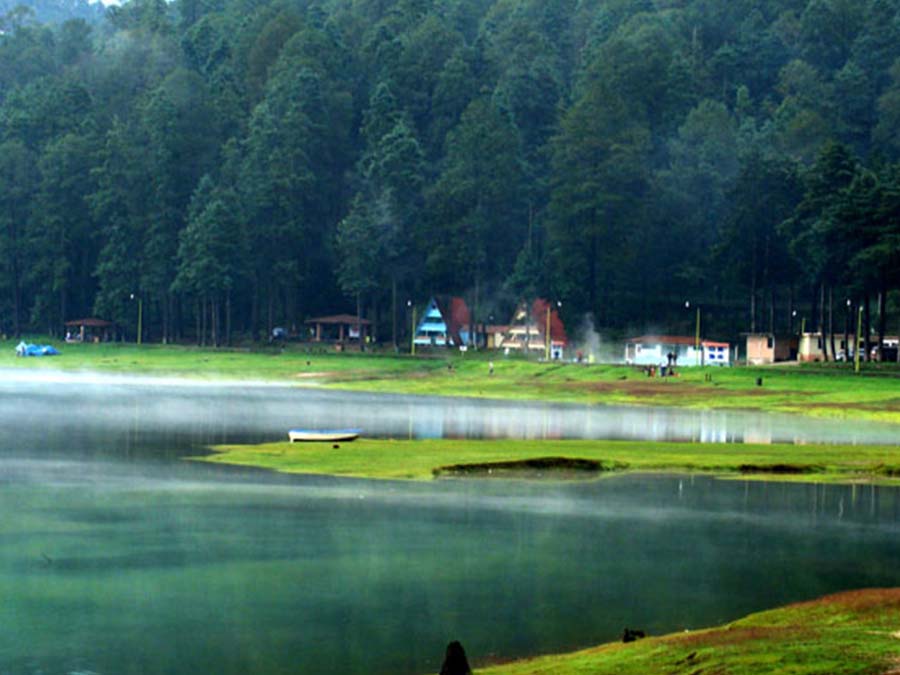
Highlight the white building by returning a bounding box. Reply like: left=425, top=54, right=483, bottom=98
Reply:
left=625, top=335, right=731, bottom=367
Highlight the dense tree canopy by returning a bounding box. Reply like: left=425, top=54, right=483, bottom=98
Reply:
left=0, top=0, right=898, bottom=349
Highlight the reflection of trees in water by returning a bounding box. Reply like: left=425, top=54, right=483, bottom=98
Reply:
left=0, top=378, right=897, bottom=458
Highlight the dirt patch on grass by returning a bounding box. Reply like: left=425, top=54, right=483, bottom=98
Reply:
left=671, top=626, right=813, bottom=648
left=739, top=463, right=823, bottom=475
left=803, top=400, right=900, bottom=413
left=572, top=380, right=786, bottom=398
left=433, top=456, right=627, bottom=478
left=806, top=588, right=900, bottom=612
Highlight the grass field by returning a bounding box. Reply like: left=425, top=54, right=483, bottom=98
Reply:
left=471, top=588, right=900, bottom=675
left=203, top=437, right=900, bottom=485
left=3, top=340, right=899, bottom=422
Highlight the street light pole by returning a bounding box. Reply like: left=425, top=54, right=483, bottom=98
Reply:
left=686, top=301, right=701, bottom=365
left=854, top=304, right=863, bottom=373
left=545, top=304, right=551, bottom=361
left=130, top=293, right=143, bottom=345
left=408, top=300, right=416, bottom=356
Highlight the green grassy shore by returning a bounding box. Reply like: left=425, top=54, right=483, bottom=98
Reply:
left=473, top=588, right=900, bottom=675
left=3, top=340, right=899, bottom=423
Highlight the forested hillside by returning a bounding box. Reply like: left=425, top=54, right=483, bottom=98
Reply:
left=0, top=0, right=102, bottom=27
left=1, top=0, right=898, bottom=350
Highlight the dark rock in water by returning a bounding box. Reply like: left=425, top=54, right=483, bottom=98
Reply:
left=622, top=627, right=646, bottom=643
left=439, top=640, right=472, bottom=675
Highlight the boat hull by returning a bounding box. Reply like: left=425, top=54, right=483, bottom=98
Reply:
left=288, top=429, right=360, bottom=443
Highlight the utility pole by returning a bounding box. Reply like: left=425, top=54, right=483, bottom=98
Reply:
left=695, top=306, right=701, bottom=365
left=854, top=305, right=863, bottom=373
left=409, top=301, right=416, bottom=356
left=545, top=304, right=551, bottom=361
left=130, top=293, right=143, bottom=345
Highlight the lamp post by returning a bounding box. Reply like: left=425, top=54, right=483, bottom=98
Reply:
left=685, top=301, right=701, bottom=365
left=408, top=300, right=416, bottom=356
left=544, top=300, right=562, bottom=361
left=854, top=304, right=863, bottom=373
left=845, top=299, right=852, bottom=362
left=130, top=293, right=143, bottom=345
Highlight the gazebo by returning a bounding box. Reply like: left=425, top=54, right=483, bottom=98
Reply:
left=304, top=314, right=371, bottom=343
left=65, top=318, right=115, bottom=343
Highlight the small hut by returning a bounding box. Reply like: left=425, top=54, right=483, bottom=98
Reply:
left=65, top=318, right=115, bottom=343
left=744, top=333, right=798, bottom=364
left=304, top=314, right=371, bottom=344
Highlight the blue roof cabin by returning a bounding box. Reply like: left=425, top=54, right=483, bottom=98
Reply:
left=414, top=297, right=473, bottom=347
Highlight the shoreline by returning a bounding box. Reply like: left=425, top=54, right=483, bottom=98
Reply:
left=470, top=588, right=900, bottom=675
left=2, top=342, right=900, bottom=425
left=201, top=438, right=900, bottom=486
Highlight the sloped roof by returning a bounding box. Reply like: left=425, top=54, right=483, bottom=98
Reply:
left=65, top=318, right=114, bottom=327
left=305, top=314, right=371, bottom=325
left=531, top=299, right=567, bottom=344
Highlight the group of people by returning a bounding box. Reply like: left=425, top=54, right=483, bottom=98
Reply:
left=643, top=352, right=680, bottom=377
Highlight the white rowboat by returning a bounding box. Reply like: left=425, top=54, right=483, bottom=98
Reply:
left=288, top=429, right=361, bottom=442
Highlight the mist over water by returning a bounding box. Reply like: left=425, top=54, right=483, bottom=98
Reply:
left=2, top=371, right=900, bottom=674
left=1, top=369, right=897, bottom=447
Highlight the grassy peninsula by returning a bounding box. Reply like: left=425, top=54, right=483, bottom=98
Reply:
left=3, top=341, right=900, bottom=423
left=203, top=437, right=900, bottom=485
left=474, top=588, right=900, bottom=675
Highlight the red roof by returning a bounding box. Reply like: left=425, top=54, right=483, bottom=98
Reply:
left=449, top=297, right=471, bottom=334
left=531, top=299, right=567, bottom=344
left=65, top=318, right=114, bottom=327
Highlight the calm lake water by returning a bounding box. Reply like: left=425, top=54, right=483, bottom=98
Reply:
left=2, top=372, right=900, bottom=674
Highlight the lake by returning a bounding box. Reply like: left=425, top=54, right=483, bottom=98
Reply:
left=2, top=373, right=900, bottom=674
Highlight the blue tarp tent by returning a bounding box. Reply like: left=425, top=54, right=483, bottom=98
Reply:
left=15, top=342, right=60, bottom=357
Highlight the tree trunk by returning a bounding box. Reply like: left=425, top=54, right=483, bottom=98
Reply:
left=251, top=276, right=260, bottom=342
left=218, top=298, right=221, bottom=346
left=226, top=292, right=232, bottom=346
left=391, top=277, right=397, bottom=350
left=356, top=292, right=363, bottom=352
left=828, top=286, right=836, bottom=363
left=787, top=286, right=794, bottom=335
left=588, top=231, right=597, bottom=315
left=819, top=282, right=829, bottom=361
left=750, top=235, right=757, bottom=333
left=59, top=284, right=67, bottom=339
left=195, top=298, right=201, bottom=346
left=12, top=256, right=21, bottom=338
left=267, top=283, right=274, bottom=340
left=200, top=295, right=208, bottom=347
left=877, top=281, right=886, bottom=362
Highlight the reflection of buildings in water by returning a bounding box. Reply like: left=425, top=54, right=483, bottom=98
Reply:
left=3, top=375, right=899, bottom=447
left=743, top=429, right=773, bottom=445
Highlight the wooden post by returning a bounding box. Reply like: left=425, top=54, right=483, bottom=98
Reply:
left=695, top=307, right=701, bottom=365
